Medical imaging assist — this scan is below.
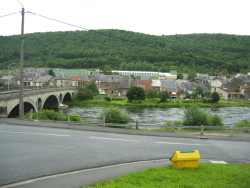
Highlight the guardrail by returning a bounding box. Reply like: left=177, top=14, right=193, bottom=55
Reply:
left=27, top=111, right=249, bottom=136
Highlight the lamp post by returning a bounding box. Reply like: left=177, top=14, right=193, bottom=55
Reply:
left=8, top=63, right=15, bottom=90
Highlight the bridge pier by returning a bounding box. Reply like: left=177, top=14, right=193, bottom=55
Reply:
left=0, top=106, right=7, bottom=118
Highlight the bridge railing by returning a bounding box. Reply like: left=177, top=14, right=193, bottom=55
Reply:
left=0, top=87, right=76, bottom=100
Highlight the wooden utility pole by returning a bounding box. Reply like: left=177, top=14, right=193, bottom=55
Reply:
left=19, top=7, right=24, bottom=120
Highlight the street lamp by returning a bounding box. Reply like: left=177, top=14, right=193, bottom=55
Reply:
left=8, top=63, right=15, bottom=90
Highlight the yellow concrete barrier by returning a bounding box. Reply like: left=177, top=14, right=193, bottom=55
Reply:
left=169, top=150, right=201, bottom=168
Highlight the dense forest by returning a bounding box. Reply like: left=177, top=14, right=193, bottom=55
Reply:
left=0, top=29, right=250, bottom=75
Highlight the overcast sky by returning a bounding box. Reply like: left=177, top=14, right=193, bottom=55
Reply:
left=0, top=0, right=249, bottom=36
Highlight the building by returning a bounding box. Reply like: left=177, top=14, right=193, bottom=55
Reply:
left=113, top=70, right=159, bottom=77
left=53, top=69, right=99, bottom=76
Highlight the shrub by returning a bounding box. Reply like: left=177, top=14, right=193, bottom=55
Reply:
left=42, top=109, right=60, bottom=120
left=164, top=121, right=172, bottom=125
left=126, top=86, right=145, bottom=102
left=24, top=109, right=81, bottom=122
left=99, top=107, right=131, bottom=124
left=208, top=114, right=224, bottom=127
left=183, top=105, right=224, bottom=126
left=70, top=113, right=81, bottom=122
left=159, top=91, right=170, bottom=103
left=211, top=91, right=220, bottom=103
left=235, top=120, right=250, bottom=127
left=174, top=120, right=183, bottom=125
left=183, top=105, right=209, bottom=126
left=77, top=90, right=93, bottom=100
left=104, top=96, right=111, bottom=102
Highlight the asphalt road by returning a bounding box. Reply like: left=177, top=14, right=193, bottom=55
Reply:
left=0, top=123, right=250, bottom=187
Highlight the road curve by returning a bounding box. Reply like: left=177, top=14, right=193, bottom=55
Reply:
left=0, top=119, right=250, bottom=187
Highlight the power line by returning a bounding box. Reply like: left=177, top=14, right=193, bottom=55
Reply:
left=26, top=11, right=89, bottom=31
left=0, top=11, right=21, bottom=18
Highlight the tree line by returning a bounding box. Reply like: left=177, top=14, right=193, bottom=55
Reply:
left=1, top=29, right=250, bottom=75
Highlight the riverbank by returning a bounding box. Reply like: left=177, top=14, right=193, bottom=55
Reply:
left=66, top=98, right=250, bottom=108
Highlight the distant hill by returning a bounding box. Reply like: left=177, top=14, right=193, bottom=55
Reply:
left=0, top=29, right=250, bottom=74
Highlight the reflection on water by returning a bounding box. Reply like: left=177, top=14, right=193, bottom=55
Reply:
left=66, top=106, right=250, bottom=127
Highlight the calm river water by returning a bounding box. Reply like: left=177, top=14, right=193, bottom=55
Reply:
left=65, top=106, right=250, bottom=127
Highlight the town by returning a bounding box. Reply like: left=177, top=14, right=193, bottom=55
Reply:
left=1, top=68, right=250, bottom=100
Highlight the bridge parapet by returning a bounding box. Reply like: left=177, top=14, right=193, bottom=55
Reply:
left=0, top=87, right=76, bottom=100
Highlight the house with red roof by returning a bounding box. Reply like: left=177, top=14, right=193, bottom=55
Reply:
left=137, top=80, right=153, bottom=91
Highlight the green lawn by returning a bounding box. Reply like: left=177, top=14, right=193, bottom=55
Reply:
left=82, top=164, right=250, bottom=188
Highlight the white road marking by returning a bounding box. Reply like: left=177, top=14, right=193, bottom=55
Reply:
left=90, top=137, right=138, bottom=142
left=156, top=142, right=203, bottom=146
left=209, top=160, right=228, bottom=164
left=0, top=131, right=70, bottom=137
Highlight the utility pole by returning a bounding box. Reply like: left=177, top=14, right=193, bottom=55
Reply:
left=19, top=7, right=25, bottom=120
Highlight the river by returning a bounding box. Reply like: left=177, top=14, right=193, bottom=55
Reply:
left=64, top=106, right=250, bottom=127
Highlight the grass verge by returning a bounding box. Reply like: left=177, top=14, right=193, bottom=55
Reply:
left=67, top=98, right=250, bottom=108
left=82, top=163, right=250, bottom=188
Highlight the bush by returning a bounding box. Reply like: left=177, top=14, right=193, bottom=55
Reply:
left=211, top=91, right=220, bottom=103
left=99, top=107, right=131, bottom=124
left=183, top=105, right=224, bottom=126
left=183, top=105, right=209, bottom=126
left=70, top=113, right=81, bottom=122
left=77, top=90, right=93, bottom=100
left=126, top=86, right=145, bottom=102
left=201, top=98, right=213, bottom=103
left=24, top=109, right=81, bottom=122
left=104, top=96, right=111, bottom=102
left=207, top=114, right=224, bottom=127
left=235, top=120, right=250, bottom=127
left=174, top=120, right=183, bottom=125
left=159, top=91, right=170, bottom=103
left=164, top=121, right=172, bottom=125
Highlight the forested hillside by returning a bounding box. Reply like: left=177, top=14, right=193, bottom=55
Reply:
left=0, top=29, right=250, bottom=75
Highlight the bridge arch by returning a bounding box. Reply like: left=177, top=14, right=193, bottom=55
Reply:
left=42, top=95, right=60, bottom=110
left=8, top=102, right=35, bottom=118
left=63, top=92, right=72, bottom=103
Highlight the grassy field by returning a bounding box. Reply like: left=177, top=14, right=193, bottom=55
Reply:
left=82, top=163, right=250, bottom=188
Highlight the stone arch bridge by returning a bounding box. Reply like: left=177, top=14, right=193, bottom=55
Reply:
left=0, top=87, right=77, bottom=118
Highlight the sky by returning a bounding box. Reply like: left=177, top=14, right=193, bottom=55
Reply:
left=0, top=0, right=250, bottom=36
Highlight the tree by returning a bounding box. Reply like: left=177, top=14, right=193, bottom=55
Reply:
left=126, top=86, right=145, bottom=102
left=76, top=82, right=98, bottom=100
left=145, top=90, right=158, bottom=101
left=159, top=91, right=170, bottom=103
left=83, top=82, right=98, bottom=94
left=0, top=82, right=5, bottom=87
left=193, top=85, right=204, bottom=98
left=211, top=91, right=220, bottom=103
left=77, top=89, right=93, bottom=100
left=48, top=69, right=55, bottom=77
left=100, top=65, right=112, bottom=75
left=177, top=72, right=183, bottom=79
left=187, top=72, right=196, bottom=80
left=204, top=91, right=211, bottom=98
